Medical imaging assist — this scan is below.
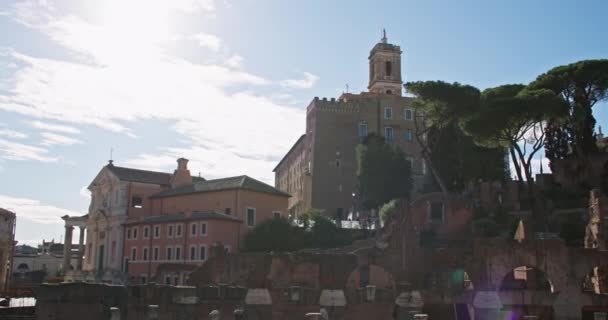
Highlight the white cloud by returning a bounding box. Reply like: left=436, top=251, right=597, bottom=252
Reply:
left=0, top=138, right=56, bottom=162
left=225, top=54, right=243, bottom=68
left=26, top=120, right=80, bottom=134
left=79, top=186, right=91, bottom=199
left=0, top=194, right=81, bottom=224
left=0, top=2, right=305, bottom=182
left=189, top=32, right=222, bottom=51
left=40, top=132, right=82, bottom=146
left=0, top=129, right=27, bottom=139
left=280, top=72, right=319, bottom=89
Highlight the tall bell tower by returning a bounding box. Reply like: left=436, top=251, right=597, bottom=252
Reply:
left=368, top=29, right=403, bottom=96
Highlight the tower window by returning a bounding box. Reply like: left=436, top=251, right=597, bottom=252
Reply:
left=405, top=129, right=413, bottom=141
left=384, top=107, right=392, bottom=119
left=359, top=122, right=368, bottom=142
left=404, top=109, right=413, bottom=120
left=385, top=61, right=392, bottom=76
left=385, top=127, right=394, bottom=143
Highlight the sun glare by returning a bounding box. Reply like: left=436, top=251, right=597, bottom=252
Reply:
left=84, top=1, right=186, bottom=64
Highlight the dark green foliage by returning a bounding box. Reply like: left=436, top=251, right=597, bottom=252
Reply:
left=428, top=123, right=507, bottom=192
left=243, top=217, right=308, bottom=252
left=528, top=59, right=608, bottom=159
left=378, top=199, right=400, bottom=223
left=405, top=81, right=509, bottom=193
left=243, top=213, right=357, bottom=253
left=462, top=84, right=566, bottom=184
left=356, top=134, right=412, bottom=209
left=309, top=215, right=354, bottom=249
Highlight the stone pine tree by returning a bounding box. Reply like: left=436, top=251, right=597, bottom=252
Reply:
left=356, top=134, right=412, bottom=210
left=461, top=84, right=567, bottom=225
left=527, top=59, right=608, bottom=162
left=405, top=81, right=507, bottom=194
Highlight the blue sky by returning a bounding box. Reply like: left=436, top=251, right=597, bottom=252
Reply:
left=0, top=0, right=606, bottom=245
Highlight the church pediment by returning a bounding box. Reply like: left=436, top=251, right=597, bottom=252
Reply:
left=89, top=166, right=120, bottom=191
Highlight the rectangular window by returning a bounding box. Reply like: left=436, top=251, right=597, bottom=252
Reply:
left=175, top=247, right=181, bottom=261
left=358, top=122, right=368, bottom=142
left=166, top=247, right=172, bottom=261
left=168, top=225, right=174, bottom=238
left=384, top=107, right=392, bottom=119
left=430, top=202, right=445, bottom=223
left=176, top=224, right=182, bottom=237
left=385, top=127, right=393, bottom=143
left=131, top=247, right=137, bottom=261
left=405, top=129, right=413, bottom=141
left=174, top=277, right=179, bottom=285
left=126, top=228, right=131, bottom=240
left=247, top=208, right=256, bottom=227
left=190, top=246, right=196, bottom=260
left=404, top=109, right=413, bottom=120
left=200, top=223, right=207, bottom=236
left=143, top=226, right=149, bottom=239
left=131, top=196, right=143, bottom=208
left=165, top=276, right=171, bottom=285
left=191, top=223, right=197, bottom=236
left=224, top=245, right=231, bottom=254
left=154, top=225, right=160, bottom=239
left=153, top=247, right=159, bottom=261
left=273, top=211, right=281, bottom=219
left=141, top=276, right=147, bottom=284
left=132, top=227, right=138, bottom=240
left=143, top=248, right=148, bottom=261
left=200, top=246, right=206, bottom=261
left=225, top=208, right=231, bottom=215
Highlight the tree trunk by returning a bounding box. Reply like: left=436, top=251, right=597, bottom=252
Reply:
left=513, top=143, right=545, bottom=231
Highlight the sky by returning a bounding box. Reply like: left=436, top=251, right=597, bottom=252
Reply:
left=0, top=0, right=606, bottom=245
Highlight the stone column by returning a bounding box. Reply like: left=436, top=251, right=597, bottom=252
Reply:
left=77, top=226, right=85, bottom=270
left=63, top=225, right=74, bottom=272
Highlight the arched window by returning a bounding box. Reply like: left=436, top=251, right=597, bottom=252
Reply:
left=385, top=61, right=392, bottom=76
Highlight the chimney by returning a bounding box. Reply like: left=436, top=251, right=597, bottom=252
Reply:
left=170, top=158, right=193, bottom=189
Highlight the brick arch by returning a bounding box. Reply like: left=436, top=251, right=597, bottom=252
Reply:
left=472, top=240, right=570, bottom=292
left=499, top=266, right=554, bottom=292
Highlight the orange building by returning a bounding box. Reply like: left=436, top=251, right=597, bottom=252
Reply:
left=123, top=173, right=289, bottom=284
left=66, top=158, right=289, bottom=284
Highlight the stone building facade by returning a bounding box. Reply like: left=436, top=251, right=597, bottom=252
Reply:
left=66, top=158, right=288, bottom=284
left=0, top=208, right=16, bottom=294
left=122, top=174, right=288, bottom=285
left=274, top=34, right=425, bottom=218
